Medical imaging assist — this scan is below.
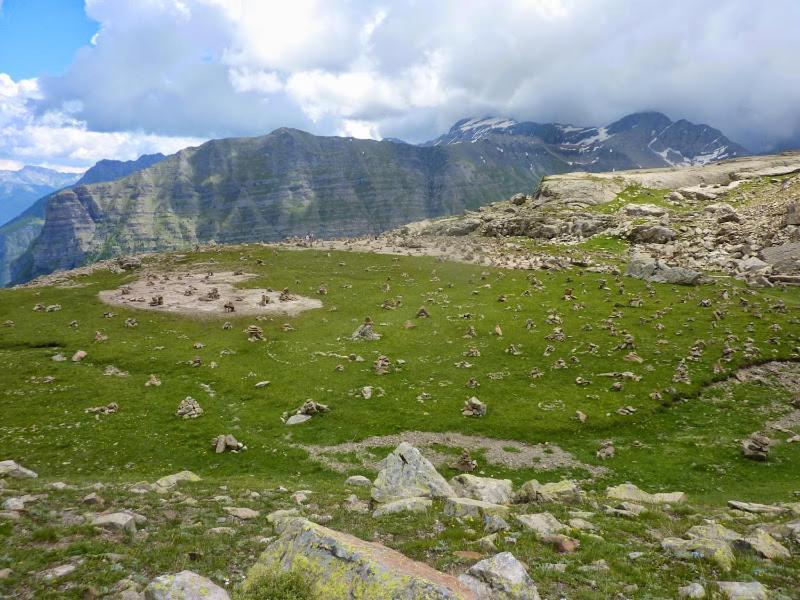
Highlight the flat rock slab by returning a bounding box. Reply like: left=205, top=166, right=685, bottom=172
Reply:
left=662, top=536, right=735, bottom=571
left=716, top=581, right=769, bottom=600
left=450, top=474, right=513, bottom=505
left=244, top=517, right=476, bottom=599
left=154, top=470, right=201, bottom=491
left=607, top=483, right=686, bottom=504
left=727, top=500, right=788, bottom=515
left=0, top=460, right=37, bottom=479
left=373, top=497, right=432, bottom=518
left=223, top=506, right=260, bottom=520
left=444, top=497, right=510, bottom=520
left=515, top=513, right=567, bottom=537
left=99, top=271, right=322, bottom=318
left=145, top=570, right=230, bottom=600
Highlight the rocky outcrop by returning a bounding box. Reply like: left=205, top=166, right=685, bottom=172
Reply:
left=371, top=442, right=456, bottom=503
left=606, top=483, right=687, bottom=504
left=458, top=552, right=540, bottom=600
left=626, top=253, right=702, bottom=285
left=242, top=516, right=476, bottom=599
left=2, top=153, right=165, bottom=286
left=145, top=570, right=229, bottom=600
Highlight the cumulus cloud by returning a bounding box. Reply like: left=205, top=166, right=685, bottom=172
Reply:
left=2, top=0, right=799, bottom=170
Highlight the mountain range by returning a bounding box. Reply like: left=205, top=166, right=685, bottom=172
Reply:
left=7, top=112, right=748, bottom=285
left=0, top=154, right=166, bottom=285
left=0, top=166, right=81, bottom=226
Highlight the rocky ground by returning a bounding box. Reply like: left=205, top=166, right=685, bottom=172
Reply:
left=321, top=152, right=800, bottom=289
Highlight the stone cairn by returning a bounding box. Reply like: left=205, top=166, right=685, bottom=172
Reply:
left=351, top=317, right=381, bottom=341
left=176, top=397, right=203, bottom=419
left=462, top=396, right=487, bottom=417
left=211, top=434, right=245, bottom=453
left=246, top=325, right=264, bottom=342
left=741, top=432, right=770, bottom=461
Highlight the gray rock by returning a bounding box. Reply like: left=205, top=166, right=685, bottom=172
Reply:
left=458, top=552, right=540, bottom=599
left=515, top=512, right=567, bottom=537
left=154, top=470, right=201, bottom=491
left=223, top=506, right=259, bottom=520
left=371, top=442, right=455, bottom=503
left=145, top=570, right=230, bottom=600
left=40, top=564, right=76, bottom=581
left=626, top=253, right=701, bottom=285
left=93, top=512, right=137, bottom=535
left=344, top=475, right=371, bottom=487
left=678, top=583, right=706, bottom=598
left=0, top=459, right=37, bottom=479
left=285, top=414, right=312, bottom=426
left=733, top=529, right=791, bottom=560
left=623, top=203, right=666, bottom=217
left=515, top=479, right=580, bottom=503
left=443, top=497, right=510, bottom=520
left=716, top=581, right=768, bottom=600
left=450, top=474, right=513, bottom=505
left=372, top=496, right=432, bottom=518
left=242, top=517, right=475, bottom=598
left=607, top=482, right=686, bottom=504
left=629, top=225, right=676, bottom=244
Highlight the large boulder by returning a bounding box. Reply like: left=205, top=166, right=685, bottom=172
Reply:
left=515, top=513, right=567, bottom=537
left=450, top=474, right=513, bottom=505
left=242, top=517, right=475, bottom=599
left=145, top=570, right=229, bottom=599
left=629, top=225, right=676, bottom=244
left=371, top=442, right=455, bottom=503
left=514, top=479, right=580, bottom=504
left=373, top=497, right=432, bottom=518
left=444, top=498, right=510, bottom=520
left=661, top=536, right=735, bottom=571
left=153, top=470, right=201, bottom=491
left=0, top=460, right=37, bottom=479
left=716, top=581, right=768, bottom=600
left=626, top=254, right=702, bottom=285
left=458, top=552, right=540, bottom=599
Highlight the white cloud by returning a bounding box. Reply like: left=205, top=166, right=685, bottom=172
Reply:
left=0, top=72, right=204, bottom=170
left=1, top=0, right=798, bottom=172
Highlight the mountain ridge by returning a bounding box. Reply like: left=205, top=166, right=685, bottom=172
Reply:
left=0, top=153, right=167, bottom=286
left=425, top=111, right=747, bottom=168
left=11, top=112, right=749, bottom=284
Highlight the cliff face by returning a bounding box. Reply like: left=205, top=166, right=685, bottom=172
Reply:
left=1, top=154, right=166, bottom=286
left=14, top=129, right=567, bottom=280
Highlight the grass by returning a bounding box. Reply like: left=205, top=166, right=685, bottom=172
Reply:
left=588, top=185, right=672, bottom=214
left=0, top=245, right=799, bottom=597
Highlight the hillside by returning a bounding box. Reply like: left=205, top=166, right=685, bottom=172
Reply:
left=0, top=203, right=798, bottom=597
left=9, top=138, right=799, bottom=600
left=0, top=154, right=167, bottom=286
left=12, top=113, right=748, bottom=285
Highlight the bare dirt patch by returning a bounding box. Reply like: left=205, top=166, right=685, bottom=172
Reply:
left=298, top=430, right=606, bottom=477
left=98, top=270, right=322, bottom=318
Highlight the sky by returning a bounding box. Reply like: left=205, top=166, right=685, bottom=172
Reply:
left=0, top=0, right=799, bottom=172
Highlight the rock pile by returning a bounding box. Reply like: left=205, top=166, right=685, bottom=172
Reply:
left=741, top=432, right=770, bottom=461
left=175, top=397, right=203, bottom=419
left=211, top=434, right=245, bottom=453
